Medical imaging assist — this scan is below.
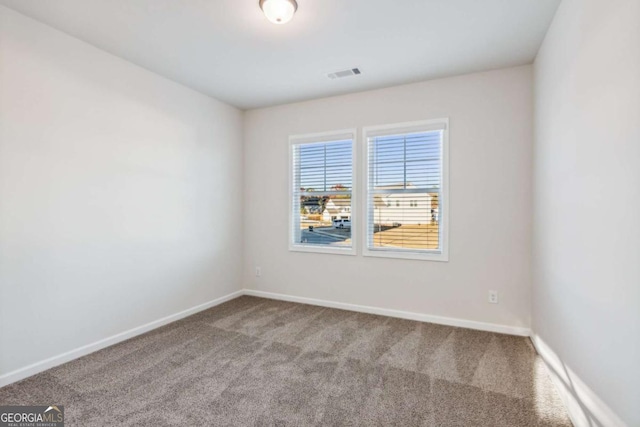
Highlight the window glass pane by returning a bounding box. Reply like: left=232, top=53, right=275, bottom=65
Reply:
left=292, top=137, right=353, bottom=251
left=369, top=192, right=439, bottom=250
left=296, top=195, right=352, bottom=247
left=297, top=140, right=352, bottom=191
left=367, top=129, right=443, bottom=253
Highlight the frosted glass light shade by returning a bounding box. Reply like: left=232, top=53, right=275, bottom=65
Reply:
left=259, top=0, right=298, bottom=25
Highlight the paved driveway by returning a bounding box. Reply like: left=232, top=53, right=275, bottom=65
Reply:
left=300, top=227, right=350, bottom=245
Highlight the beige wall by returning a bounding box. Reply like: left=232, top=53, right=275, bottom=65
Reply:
left=0, top=6, right=244, bottom=376
left=532, top=0, right=640, bottom=425
left=244, top=65, right=533, bottom=330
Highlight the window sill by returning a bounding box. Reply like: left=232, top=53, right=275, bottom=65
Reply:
left=363, top=248, right=448, bottom=262
left=289, top=244, right=356, bottom=256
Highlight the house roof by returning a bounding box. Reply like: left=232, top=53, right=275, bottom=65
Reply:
left=325, top=198, right=351, bottom=215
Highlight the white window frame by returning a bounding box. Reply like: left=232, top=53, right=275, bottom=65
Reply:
left=289, top=129, right=357, bottom=255
left=362, top=118, right=449, bottom=261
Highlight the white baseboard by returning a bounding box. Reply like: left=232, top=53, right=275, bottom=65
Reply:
left=243, top=289, right=531, bottom=336
left=0, top=288, right=532, bottom=389
left=530, top=334, right=628, bottom=427
left=3, top=288, right=625, bottom=426
left=0, top=290, right=243, bottom=388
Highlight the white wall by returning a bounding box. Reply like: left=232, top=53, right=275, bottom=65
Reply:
left=0, top=6, right=243, bottom=377
left=533, top=0, right=640, bottom=425
left=244, top=65, right=533, bottom=330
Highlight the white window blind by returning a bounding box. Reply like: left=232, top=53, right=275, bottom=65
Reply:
left=290, top=133, right=354, bottom=253
left=365, top=120, right=447, bottom=260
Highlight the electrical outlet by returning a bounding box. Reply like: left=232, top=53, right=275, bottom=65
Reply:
left=488, top=290, right=499, bottom=304
left=255, top=267, right=262, bottom=277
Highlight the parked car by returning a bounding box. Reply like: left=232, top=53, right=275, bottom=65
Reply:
left=333, top=219, right=351, bottom=229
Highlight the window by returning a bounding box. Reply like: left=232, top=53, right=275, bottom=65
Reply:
left=290, top=130, right=356, bottom=254
left=364, top=119, right=448, bottom=261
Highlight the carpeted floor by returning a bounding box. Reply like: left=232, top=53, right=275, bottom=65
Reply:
left=0, top=296, right=572, bottom=426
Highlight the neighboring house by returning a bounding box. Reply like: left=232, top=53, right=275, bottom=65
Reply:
left=322, top=198, right=352, bottom=222
left=372, top=184, right=439, bottom=225
left=301, top=196, right=325, bottom=215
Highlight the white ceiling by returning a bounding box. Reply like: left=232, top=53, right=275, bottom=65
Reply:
left=0, top=0, right=560, bottom=109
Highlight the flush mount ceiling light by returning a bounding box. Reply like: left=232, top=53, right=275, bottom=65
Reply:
left=259, top=0, right=298, bottom=25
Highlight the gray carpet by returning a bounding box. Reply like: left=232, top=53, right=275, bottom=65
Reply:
left=0, top=296, right=572, bottom=426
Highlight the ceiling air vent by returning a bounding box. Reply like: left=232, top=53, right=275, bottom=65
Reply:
left=328, top=68, right=361, bottom=80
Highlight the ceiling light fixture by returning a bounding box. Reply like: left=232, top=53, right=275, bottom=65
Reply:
left=259, top=0, right=298, bottom=25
